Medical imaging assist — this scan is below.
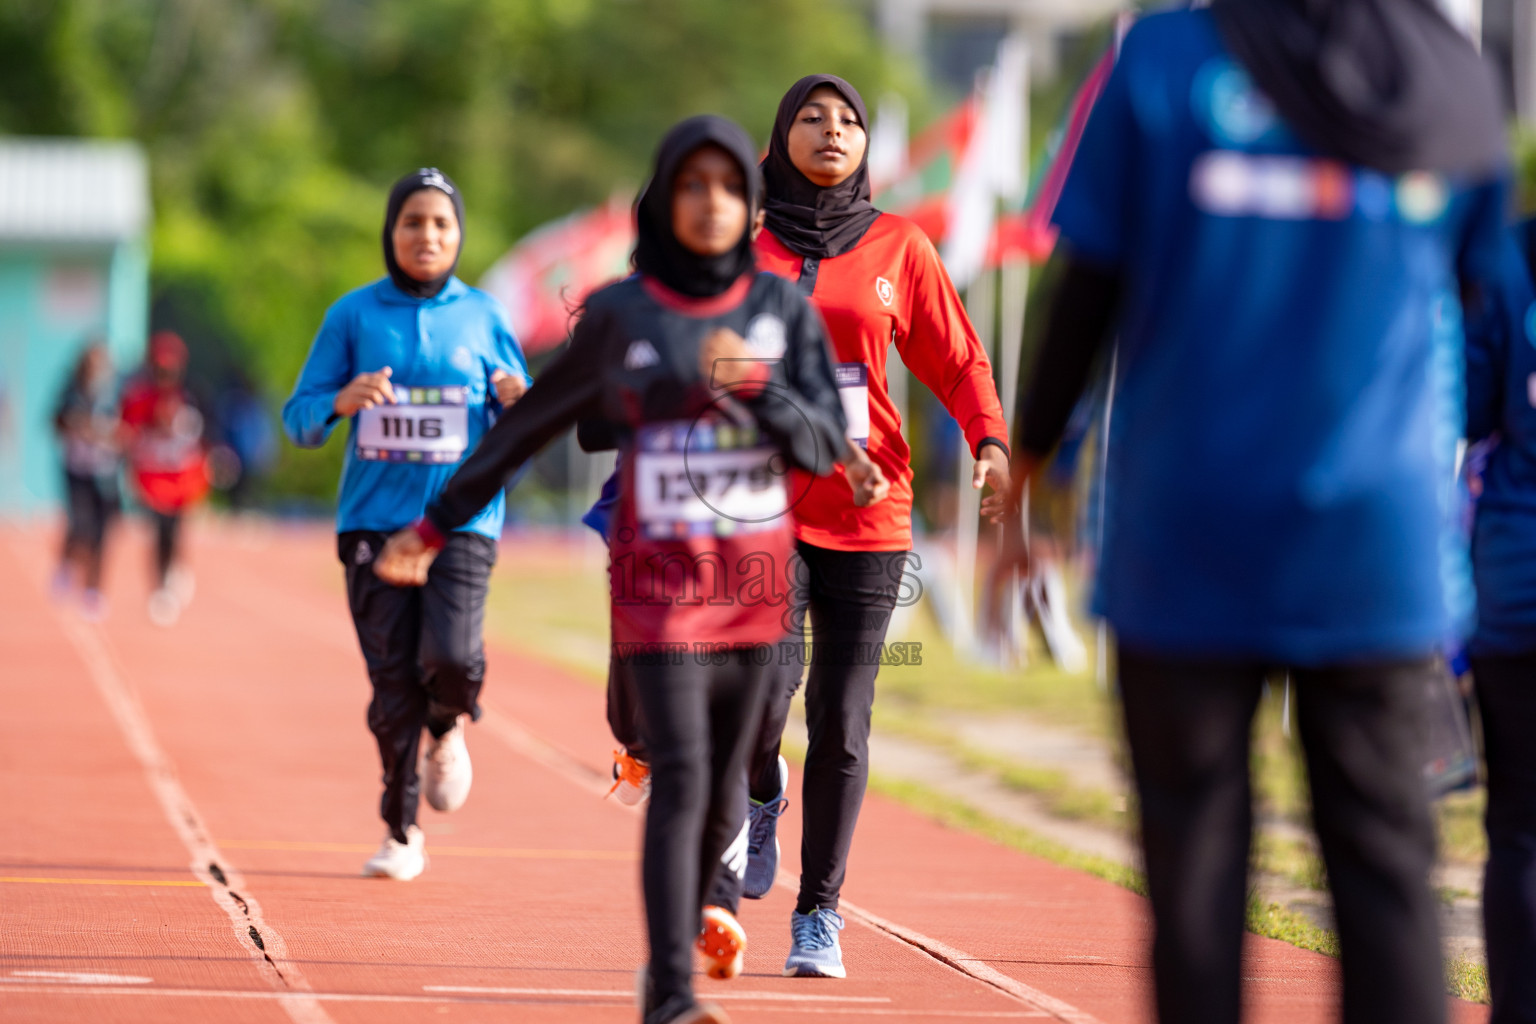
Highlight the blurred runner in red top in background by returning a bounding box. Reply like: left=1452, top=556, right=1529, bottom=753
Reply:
left=120, top=330, right=209, bottom=626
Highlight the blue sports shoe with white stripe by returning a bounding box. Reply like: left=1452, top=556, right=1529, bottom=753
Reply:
left=743, top=755, right=789, bottom=899
left=783, top=907, right=846, bottom=978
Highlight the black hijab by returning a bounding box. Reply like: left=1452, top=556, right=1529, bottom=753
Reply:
left=1211, top=0, right=1506, bottom=176
left=383, top=167, right=465, bottom=299
left=762, top=74, right=881, bottom=260
left=633, top=115, right=761, bottom=298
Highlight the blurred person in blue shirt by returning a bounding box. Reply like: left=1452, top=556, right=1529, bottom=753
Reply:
left=1002, top=2, right=1508, bottom=1022
left=1462, top=220, right=1536, bottom=1024
left=283, top=168, right=530, bottom=881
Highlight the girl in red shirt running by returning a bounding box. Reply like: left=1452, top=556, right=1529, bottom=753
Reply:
left=720, top=74, right=1012, bottom=979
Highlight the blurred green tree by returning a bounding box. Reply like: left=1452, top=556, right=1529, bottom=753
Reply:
left=0, top=0, right=919, bottom=500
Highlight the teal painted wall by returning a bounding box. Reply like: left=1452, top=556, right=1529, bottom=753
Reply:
left=0, top=239, right=148, bottom=513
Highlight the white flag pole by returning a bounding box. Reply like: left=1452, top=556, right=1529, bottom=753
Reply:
left=956, top=269, right=994, bottom=654
left=1519, top=0, right=1536, bottom=124
left=998, top=37, right=1032, bottom=430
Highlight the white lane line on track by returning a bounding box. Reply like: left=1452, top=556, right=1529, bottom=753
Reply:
left=0, top=984, right=1048, bottom=1016
left=424, top=984, right=890, bottom=1002
left=478, top=700, right=1102, bottom=1024
left=164, top=534, right=1099, bottom=1023
left=21, top=548, right=335, bottom=1024
left=6, top=971, right=152, bottom=985
left=837, top=902, right=1107, bottom=1024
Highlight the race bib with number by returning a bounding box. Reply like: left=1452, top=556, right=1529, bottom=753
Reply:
left=356, top=386, right=471, bottom=463
left=836, top=362, right=870, bottom=448
left=635, top=419, right=788, bottom=539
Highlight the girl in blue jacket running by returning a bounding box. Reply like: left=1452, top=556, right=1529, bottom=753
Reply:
left=282, top=168, right=531, bottom=881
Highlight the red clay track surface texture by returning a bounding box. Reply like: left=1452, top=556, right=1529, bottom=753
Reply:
left=0, top=521, right=1490, bottom=1024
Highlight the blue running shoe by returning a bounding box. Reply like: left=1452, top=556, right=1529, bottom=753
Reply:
left=783, top=908, right=846, bottom=978
left=743, top=755, right=789, bottom=899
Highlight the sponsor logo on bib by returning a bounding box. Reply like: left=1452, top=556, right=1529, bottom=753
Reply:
left=875, top=277, right=894, bottom=307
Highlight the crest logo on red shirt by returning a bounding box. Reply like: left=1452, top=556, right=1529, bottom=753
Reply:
left=875, top=277, right=894, bottom=307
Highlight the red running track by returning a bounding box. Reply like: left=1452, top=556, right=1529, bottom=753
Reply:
left=0, top=520, right=1490, bottom=1024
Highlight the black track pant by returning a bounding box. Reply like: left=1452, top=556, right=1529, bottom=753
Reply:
left=1117, top=648, right=1445, bottom=1024
left=340, top=531, right=496, bottom=844
left=712, top=542, right=908, bottom=915
left=151, top=510, right=182, bottom=588
left=634, top=647, right=771, bottom=1024
left=62, top=472, right=117, bottom=590
left=607, top=655, right=649, bottom=764
left=1470, top=653, right=1536, bottom=1024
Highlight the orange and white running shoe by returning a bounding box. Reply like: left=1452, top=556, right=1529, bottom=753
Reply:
left=608, top=747, right=652, bottom=806
left=697, top=905, right=746, bottom=980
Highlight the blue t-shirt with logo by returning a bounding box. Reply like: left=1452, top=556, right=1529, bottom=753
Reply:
left=1055, top=9, right=1507, bottom=663
left=283, top=276, right=531, bottom=538
left=1465, top=223, right=1536, bottom=656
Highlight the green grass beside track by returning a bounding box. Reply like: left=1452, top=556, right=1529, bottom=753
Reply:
left=483, top=544, right=1491, bottom=1002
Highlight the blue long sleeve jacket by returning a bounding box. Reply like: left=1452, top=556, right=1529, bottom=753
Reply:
left=1464, top=223, right=1536, bottom=655
left=283, top=276, right=530, bottom=538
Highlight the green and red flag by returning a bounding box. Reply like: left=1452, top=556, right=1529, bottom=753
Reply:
left=479, top=195, right=634, bottom=355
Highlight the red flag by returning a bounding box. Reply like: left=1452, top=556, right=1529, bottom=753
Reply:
left=875, top=98, right=980, bottom=246
left=479, top=196, right=635, bottom=354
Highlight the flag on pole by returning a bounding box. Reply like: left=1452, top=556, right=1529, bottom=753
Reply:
left=478, top=195, right=634, bottom=354
left=942, top=34, right=1029, bottom=289
left=993, top=43, right=1117, bottom=268
left=875, top=97, right=981, bottom=243
left=867, top=93, right=911, bottom=190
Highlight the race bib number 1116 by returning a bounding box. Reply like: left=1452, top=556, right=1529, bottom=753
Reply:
left=356, top=386, right=471, bottom=463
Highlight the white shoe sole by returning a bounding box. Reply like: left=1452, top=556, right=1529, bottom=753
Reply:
left=782, top=961, right=846, bottom=979
left=698, top=907, right=746, bottom=980
left=362, top=857, right=426, bottom=881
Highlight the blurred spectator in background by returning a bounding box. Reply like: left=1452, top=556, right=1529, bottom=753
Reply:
left=121, top=331, right=210, bottom=626
left=0, top=366, right=12, bottom=452
left=51, top=342, right=121, bottom=621
left=210, top=369, right=277, bottom=510
left=918, top=406, right=962, bottom=532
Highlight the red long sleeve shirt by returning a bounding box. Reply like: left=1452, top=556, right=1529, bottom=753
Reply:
left=756, top=214, right=1010, bottom=552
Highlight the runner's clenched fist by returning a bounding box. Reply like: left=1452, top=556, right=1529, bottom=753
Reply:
left=334, top=366, right=397, bottom=418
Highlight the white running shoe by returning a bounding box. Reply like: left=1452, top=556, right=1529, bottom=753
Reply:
left=166, top=565, right=196, bottom=606
left=147, top=588, right=180, bottom=627
left=362, top=825, right=426, bottom=880
left=423, top=716, right=472, bottom=813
